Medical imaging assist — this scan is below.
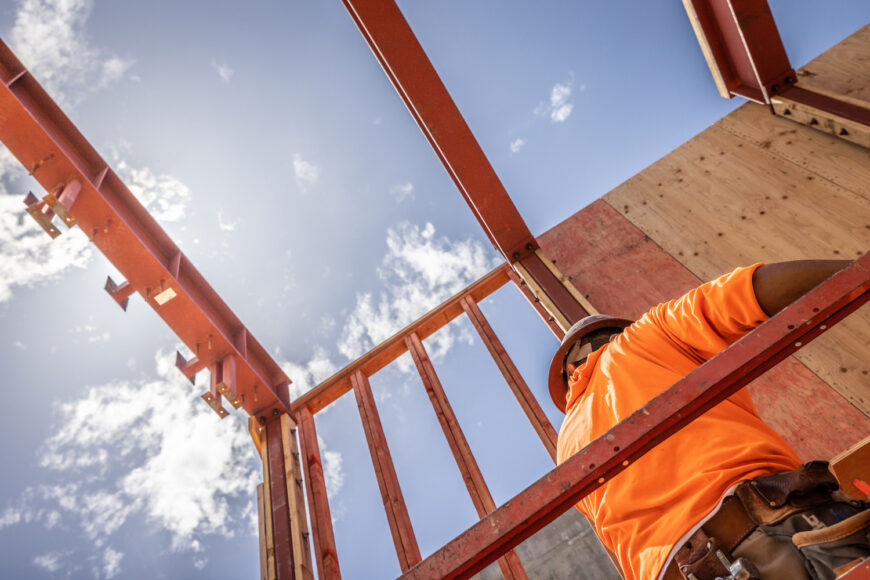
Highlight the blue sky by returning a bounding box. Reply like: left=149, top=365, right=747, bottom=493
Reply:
left=0, top=1, right=867, bottom=578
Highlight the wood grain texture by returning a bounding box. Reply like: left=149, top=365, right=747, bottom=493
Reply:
left=716, top=101, right=870, bottom=202
left=795, top=24, right=870, bottom=104
left=603, top=122, right=870, bottom=421
left=539, top=199, right=869, bottom=460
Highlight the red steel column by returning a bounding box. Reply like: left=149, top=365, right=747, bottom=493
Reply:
left=405, top=333, right=527, bottom=580
left=460, top=296, right=558, bottom=461
left=351, top=371, right=422, bottom=572
left=298, top=408, right=342, bottom=580
left=265, top=414, right=296, bottom=579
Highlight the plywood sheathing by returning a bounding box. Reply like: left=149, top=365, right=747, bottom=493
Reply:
left=795, top=24, right=870, bottom=104
left=538, top=201, right=869, bottom=461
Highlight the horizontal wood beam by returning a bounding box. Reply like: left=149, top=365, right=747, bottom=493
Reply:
left=291, top=265, right=510, bottom=414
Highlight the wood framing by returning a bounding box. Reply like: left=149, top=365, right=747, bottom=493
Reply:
left=351, top=371, right=422, bottom=572
left=460, top=296, right=558, bottom=461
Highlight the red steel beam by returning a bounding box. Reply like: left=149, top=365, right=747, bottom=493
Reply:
left=683, top=0, right=794, bottom=103
left=339, top=0, right=535, bottom=262
left=0, top=40, right=291, bottom=420
left=265, top=414, right=296, bottom=580
left=297, top=408, right=342, bottom=580
left=351, top=371, right=422, bottom=572
left=460, top=296, right=558, bottom=462
left=405, top=333, right=528, bottom=580
left=399, top=254, right=870, bottom=579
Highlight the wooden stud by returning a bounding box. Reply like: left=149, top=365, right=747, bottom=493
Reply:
left=512, top=260, right=571, bottom=334
left=257, top=484, right=269, bottom=580
left=297, top=408, right=342, bottom=580
left=292, top=265, right=510, bottom=414
left=261, top=430, right=278, bottom=580
left=404, top=332, right=528, bottom=580
left=281, top=414, right=314, bottom=580
left=461, top=296, right=558, bottom=461
left=266, top=414, right=296, bottom=579
left=351, top=371, right=422, bottom=572
left=772, top=91, right=870, bottom=149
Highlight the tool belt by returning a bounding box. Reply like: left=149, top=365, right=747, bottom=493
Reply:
left=663, top=461, right=870, bottom=580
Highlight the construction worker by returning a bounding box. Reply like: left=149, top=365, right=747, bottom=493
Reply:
left=549, top=260, right=870, bottom=580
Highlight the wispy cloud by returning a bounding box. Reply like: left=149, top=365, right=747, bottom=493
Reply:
left=1, top=350, right=260, bottom=572
left=337, top=222, right=499, bottom=366
left=389, top=182, right=415, bottom=203
left=293, top=154, right=320, bottom=193
left=211, top=60, right=235, bottom=83
left=9, top=0, right=134, bottom=108
left=114, top=158, right=192, bottom=223
left=535, top=79, right=577, bottom=123
left=102, top=547, right=123, bottom=579
left=33, top=551, right=66, bottom=573
left=217, top=210, right=239, bottom=232
left=509, top=138, right=526, bottom=153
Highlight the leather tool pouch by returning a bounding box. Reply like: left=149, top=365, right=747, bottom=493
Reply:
left=735, top=461, right=870, bottom=580
left=673, top=529, right=734, bottom=579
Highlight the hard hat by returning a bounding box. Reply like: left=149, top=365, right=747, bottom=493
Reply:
left=547, top=314, right=633, bottom=413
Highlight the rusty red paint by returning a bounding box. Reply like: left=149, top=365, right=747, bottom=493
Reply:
left=405, top=332, right=529, bottom=580
left=351, top=371, right=422, bottom=572
left=685, top=0, right=794, bottom=102
left=0, top=40, right=292, bottom=419
left=461, top=296, right=558, bottom=461
left=399, top=255, right=870, bottom=579
left=266, top=414, right=296, bottom=579
left=779, top=85, right=870, bottom=127
left=840, top=559, right=870, bottom=580
left=297, top=408, right=342, bottom=580
left=516, top=253, right=588, bottom=325
left=339, top=0, right=535, bottom=261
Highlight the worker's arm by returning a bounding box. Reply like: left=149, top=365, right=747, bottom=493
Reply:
left=752, top=260, right=851, bottom=317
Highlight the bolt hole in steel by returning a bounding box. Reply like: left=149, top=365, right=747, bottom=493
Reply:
left=787, top=324, right=795, bottom=329
left=589, top=464, right=596, bottom=469
left=613, top=446, right=620, bottom=452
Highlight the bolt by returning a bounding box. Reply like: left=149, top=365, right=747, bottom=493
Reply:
left=258, top=416, right=266, bottom=425
left=525, top=243, right=534, bottom=251
left=512, top=251, right=520, bottom=259
left=272, top=408, right=279, bottom=416
left=785, top=76, right=794, bottom=84
left=771, top=84, right=779, bottom=93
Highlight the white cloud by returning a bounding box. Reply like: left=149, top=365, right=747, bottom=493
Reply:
left=509, top=138, right=526, bottom=153
left=0, top=191, right=93, bottom=303
left=217, top=210, right=239, bottom=232
left=278, top=348, right=337, bottom=401
left=389, top=182, right=415, bottom=203
left=100, top=56, right=135, bottom=88
left=337, top=222, right=498, bottom=365
left=293, top=154, right=320, bottom=193
left=114, top=159, right=192, bottom=223
left=318, top=436, right=345, bottom=500
left=211, top=60, right=235, bottom=83
left=9, top=0, right=133, bottom=108
left=2, top=349, right=260, bottom=569
left=102, top=547, right=123, bottom=579
left=535, top=80, right=575, bottom=123
left=33, top=551, right=65, bottom=573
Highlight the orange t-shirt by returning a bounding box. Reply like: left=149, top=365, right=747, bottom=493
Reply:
left=556, top=264, right=801, bottom=580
